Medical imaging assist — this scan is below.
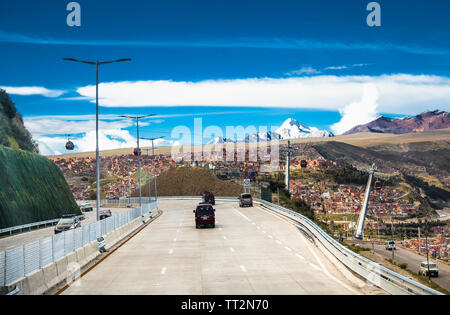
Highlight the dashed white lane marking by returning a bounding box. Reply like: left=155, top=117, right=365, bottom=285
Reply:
left=252, top=222, right=256, bottom=225
left=169, top=249, right=173, bottom=255
left=296, top=254, right=305, bottom=260
left=240, top=265, right=247, bottom=272
left=275, top=240, right=282, bottom=245
left=256, top=226, right=261, bottom=230
left=268, top=235, right=273, bottom=239
left=223, top=236, right=227, bottom=240
left=176, top=229, right=180, bottom=233
left=230, top=247, right=235, bottom=253
left=219, top=228, right=223, bottom=231
left=262, top=230, right=266, bottom=234
left=173, top=238, right=177, bottom=242
left=310, top=263, right=321, bottom=271
left=161, top=267, right=167, bottom=275
left=284, top=246, right=292, bottom=252
left=232, top=208, right=252, bottom=222
left=257, top=206, right=360, bottom=295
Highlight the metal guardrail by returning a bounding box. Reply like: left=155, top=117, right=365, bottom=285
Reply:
left=0, top=219, right=61, bottom=236
left=158, top=195, right=443, bottom=295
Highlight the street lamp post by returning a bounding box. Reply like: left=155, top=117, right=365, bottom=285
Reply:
left=140, top=136, right=165, bottom=203
left=63, top=58, right=131, bottom=221
left=119, top=115, right=156, bottom=208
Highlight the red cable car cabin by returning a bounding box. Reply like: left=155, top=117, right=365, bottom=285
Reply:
left=374, top=181, right=382, bottom=191
left=65, top=141, right=75, bottom=151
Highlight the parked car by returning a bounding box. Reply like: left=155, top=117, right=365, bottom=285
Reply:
left=385, top=240, right=396, bottom=250
left=202, top=191, right=215, bottom=205
left=54, top=215, right=81, bottom=234
left=239, top=193, right=253, bottom=207
left=194, top=204, right=215, bottom=228
left=106, top=195, right=119, bottom=201
left=99, top=209, right=112, bottom=220
left=419, top=261, right=439, bottom=277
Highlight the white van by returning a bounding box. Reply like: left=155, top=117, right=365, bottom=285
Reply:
left=385, top=240, right=396, bottom=250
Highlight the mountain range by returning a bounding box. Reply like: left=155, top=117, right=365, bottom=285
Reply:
left=343, top=110, right=449, bottom=135
left=208, top=118, right=334, bottom=144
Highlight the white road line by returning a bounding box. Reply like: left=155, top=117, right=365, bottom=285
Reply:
left=296, top=254, right=305, bottom=260
left=256, top=226, right=261, bottom=230
left=275, top=240, right=282, bottom=245
left=252, top=222, right=256, bottom=225
left=268, top=235, right=273, bottom=239
left=230, top=247, right=235, bottom=253
left=262, top=230, right=266, bottom=234
left=284, top=246, right=292, bottom=252
left=173, top=238, right=177, bottom=242
left=240, top=265, right=247, bottom=272
left=232, top=208, right=252, bottom=222
left=161, top=267, right=167, bottom=275
left=169, top=249, right=173, bottom=255
left=223, top=236, right=227, bottom=240
left=177, top=229, right=180, bottom=233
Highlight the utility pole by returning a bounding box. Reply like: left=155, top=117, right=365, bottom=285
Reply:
left=143, top=148, right=152, bottom=202
left=425, top=219, right=431, bottom=281
left=63, top=57, right=131, bottom=221
left=119, top=115, right=156, bottom=208
left=141, top=136, right=165, bottom=203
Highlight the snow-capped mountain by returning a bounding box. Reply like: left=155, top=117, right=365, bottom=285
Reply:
left=244, top=131, right=282, bottom=143
left=208, top=136, right=235, bottom=144
left=275, top=118, right=334, bottom=139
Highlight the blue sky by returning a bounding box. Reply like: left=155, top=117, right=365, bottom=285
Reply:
left=1, top=0, right=450, bottom=154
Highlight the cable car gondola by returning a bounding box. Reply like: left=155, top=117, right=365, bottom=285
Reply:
left=65, top=135, right=75, bottom=151
left=133, top=148, right=141, bottom=156
left=374, top=180, right=382, bottom=191
left=300, top=160, right=307, bottom=168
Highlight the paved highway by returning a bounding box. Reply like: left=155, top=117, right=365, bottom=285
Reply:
left=373, top=244, right=450, bottom=291
left=62, top=200, right=384, bottom=295
left=0, top=207, right=131, bottom=252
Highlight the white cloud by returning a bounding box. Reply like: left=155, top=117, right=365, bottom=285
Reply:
left=285, top=66, right=321, bottom=76
left=330, top=83, right=380, bottom=135
left=0, top=86, right=66, bottom=97
left=74, top=74, right=450, bottom=115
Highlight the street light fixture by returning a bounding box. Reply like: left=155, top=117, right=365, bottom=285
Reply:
left=63, top=58, right=131, bottom=221
left=119, top=115, right=156, bottom=208
left=140, top=136, right=165, bottom=203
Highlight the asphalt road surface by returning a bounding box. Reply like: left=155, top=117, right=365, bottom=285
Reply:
left=373, top=244, right=450, bottom=291
left=62, top=200, right=384, bottom=295
left=0, top=207, right=131, bottom=252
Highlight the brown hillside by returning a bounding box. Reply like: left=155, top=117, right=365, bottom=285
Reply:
left=133, top=167, right=243, bottom=197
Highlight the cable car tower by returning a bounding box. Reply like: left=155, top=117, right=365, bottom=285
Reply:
left=280, top=140, right=295, bottom=194
left=354, top=163, right=387, bottom=240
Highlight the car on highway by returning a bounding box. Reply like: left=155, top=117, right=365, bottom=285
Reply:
left=194, top=204, right=215, bottom=228
left=80, top=202, right=93, bottom=212
left=54, top=215, right=81, bottom=234
left=202, top=191, right=215, bottom=205
left=385, top=240, right=396, bottom=250
left=239, top=193, right=253, bottom=207
left=419, top=261, right=439, bottom=277
left=99, top=209, right=112, bottom=220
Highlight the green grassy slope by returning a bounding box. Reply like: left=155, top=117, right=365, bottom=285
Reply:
left=133, top=167, right=243, bottom=197
left=0, top=145, right=81, bottom=228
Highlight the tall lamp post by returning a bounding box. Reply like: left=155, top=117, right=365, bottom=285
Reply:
left=63, top=58, right=131, bottom=221
left=140, top=136, right=165, bottom=202
left=119, top=115, right=156, bottom=208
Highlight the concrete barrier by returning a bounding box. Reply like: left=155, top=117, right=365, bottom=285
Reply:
left=42, top=263, right=59, bottom=290
left=24, top=269, right=47, bottom=295
left=55, top=257, right=68, bottom=282
left=75, top=247, right=86, bottom=266
left=5, top=210, right=159, bottom=295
